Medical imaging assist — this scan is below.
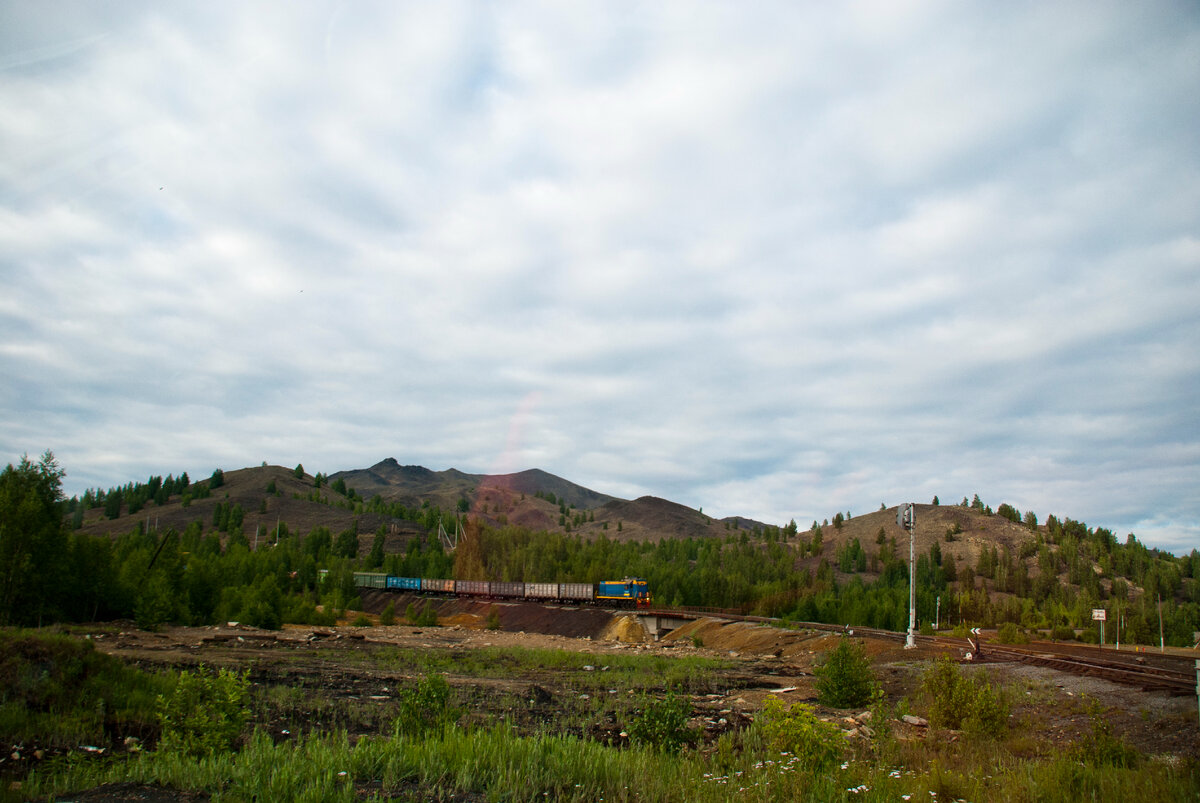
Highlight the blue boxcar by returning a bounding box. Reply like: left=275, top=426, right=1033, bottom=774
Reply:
left=386, top=576, right=421, bottom=591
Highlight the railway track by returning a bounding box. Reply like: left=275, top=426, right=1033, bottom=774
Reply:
left=973, top=643, right=1196, bottom=696
left=650, top=607, right=1198, bottom=696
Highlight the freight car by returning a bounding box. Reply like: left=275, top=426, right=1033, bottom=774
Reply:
left=351, top=573, right=651, bottom=607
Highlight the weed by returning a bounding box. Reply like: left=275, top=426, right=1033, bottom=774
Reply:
left=156, top=665, right=250, bottom=756
left=756, top=696, right=843, bottom=769
left=0, top=630, right=169, bottom=748
left=394, top=674, right=458, bottom=737
left=921, top=655, right=1009, bottom=739
left=626, top=690, right=696, bottom=753
left=1073, top=696, right=1141, bottom=769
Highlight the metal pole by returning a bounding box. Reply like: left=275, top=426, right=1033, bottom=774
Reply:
left=1159, top=594, right=1165, bottom=653
left=901, top=503, right=916, bottom=649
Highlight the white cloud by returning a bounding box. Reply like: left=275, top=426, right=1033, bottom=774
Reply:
left=1, top=1, right=1198, bottom=553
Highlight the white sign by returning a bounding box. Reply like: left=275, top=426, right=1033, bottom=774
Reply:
left=970, top=627, right=981, bottom=635
left=1092, top=609, right=1107, bottom=621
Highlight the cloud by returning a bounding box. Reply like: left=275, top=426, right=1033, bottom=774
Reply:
left=1, top=2, right=1198, bottom=553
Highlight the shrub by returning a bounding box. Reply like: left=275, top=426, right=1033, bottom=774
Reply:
left=1073, top=696, right=1140, bottom=768
left=757, top=696, right=843, bottom=768
left=485, top=607, right=501, bottom=630
left=921, top=655, right=1009, bottom=738
left=997, top=622, right=1028, bottom=644
left=416, top=602, right=439, bottom=627
left=814, top=636, right=879, bottom=708
left=626, top=690, right=696, bottom=753
left=1051, top=625, right=1076, bottom=641
left=379, top=602, right=396, bottom=626
left=351, top=614, right=371, bottom=627
left=394, top=674, right=457, bottom=736
left=0, top=631, right=170, bottom=748
left=156, top=665, right=250, bottom=756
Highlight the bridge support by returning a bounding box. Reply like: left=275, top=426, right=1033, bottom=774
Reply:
left=637, top=614, right=692, bottom=641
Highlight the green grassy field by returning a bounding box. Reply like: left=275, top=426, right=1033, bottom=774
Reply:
left=4, top=629, right=1198, bottom=803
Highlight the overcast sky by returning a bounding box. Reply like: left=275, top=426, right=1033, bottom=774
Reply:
left=3, top=2, right=1198, bottom=553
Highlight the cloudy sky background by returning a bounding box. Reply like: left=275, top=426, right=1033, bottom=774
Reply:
left=3, top=2, right=1198, bottom=552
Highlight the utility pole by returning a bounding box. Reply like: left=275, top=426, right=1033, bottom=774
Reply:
left=898, top=503, right=916, bottom=649
left=1159, top=593, right=1165, bottom=653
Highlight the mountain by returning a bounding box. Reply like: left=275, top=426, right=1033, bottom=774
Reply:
left=328, top=459, right=739, bottom=541
left=67, top=458, right=1145, bottom=594
left=73, top=459, right=743, bottom=544
left=328, top=459, right=615, bottom=511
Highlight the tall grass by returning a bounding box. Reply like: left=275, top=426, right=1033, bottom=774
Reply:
left=0, top=629, right=171, bottom=748
left=25, top=723, right=1196, bottom=803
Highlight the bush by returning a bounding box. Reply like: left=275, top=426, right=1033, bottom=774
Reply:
left=1051, top=625, right=1076, bottom=641
left=380, top=602, right=396, bottom=626
left=814, top=637, right=879, bottom=708
left=626, top=691, right=695, bottom=753
left=921, top=655, right=1009, bottom=738
left=0, top=631, right=170, bottom=748
left=1073, top=696, right=1140, bottom=768
left=394, top=674, right=457, bottom=736
left=157, top=665, right=250, bottom=755
left=757, top=696, right=843, bottom=768
left=415, top=602, right=439, bottom=627
left=997, top=622, right=1028, bottom=644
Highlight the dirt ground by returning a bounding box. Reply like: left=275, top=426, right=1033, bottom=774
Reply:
left=78, top=600, right=1199, bottom=759
left=16, top=601, right=1198, bottom=801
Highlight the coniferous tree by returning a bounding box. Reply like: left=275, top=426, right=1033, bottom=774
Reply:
left=0, top=451, right=68, bottom=625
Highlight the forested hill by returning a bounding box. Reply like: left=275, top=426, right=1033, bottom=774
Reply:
left=73, top=460, right=745, bottom=544
left=1, top=453, right=1195, bottom=645
left=327, top=459, right=617, bottom=513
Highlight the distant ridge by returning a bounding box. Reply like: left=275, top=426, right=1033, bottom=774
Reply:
left=328, top=459, right=616, bottom=511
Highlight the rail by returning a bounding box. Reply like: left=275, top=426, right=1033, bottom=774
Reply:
left=639, top=606, right=1195, bottom=695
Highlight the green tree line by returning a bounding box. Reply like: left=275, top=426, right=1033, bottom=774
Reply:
left=3, top=453, right=1198, bottom=644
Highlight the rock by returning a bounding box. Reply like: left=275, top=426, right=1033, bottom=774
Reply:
left=901, top=714, right=928, bottom=727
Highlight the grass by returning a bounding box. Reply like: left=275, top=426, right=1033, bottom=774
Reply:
left=0, top=629, right=172, bottom=749
left=6, top=630, right=1199, bottom=802
left=339, top=642, right=736, bottom=693
left=20, top=725, right=1199, bottom=803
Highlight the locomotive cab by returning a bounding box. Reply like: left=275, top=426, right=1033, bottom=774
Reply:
left=596, top=577, right=651, bottom=608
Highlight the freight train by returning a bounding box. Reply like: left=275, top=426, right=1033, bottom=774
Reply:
left=351, top=573, right=651, bottom=608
